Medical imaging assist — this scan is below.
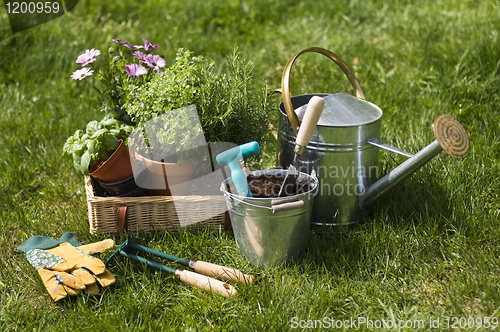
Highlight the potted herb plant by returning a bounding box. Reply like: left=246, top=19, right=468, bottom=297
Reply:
left=126, top=104, right=205, bottom=196
left=63, top=111, right=135, bottom=183
left=123, top=49, right=272, bottom=195
left=65, top=38, right=272, bottom=197
left=64, top=38, right=167, bottom=195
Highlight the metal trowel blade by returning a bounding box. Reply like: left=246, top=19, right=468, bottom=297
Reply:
left=278, top=164, right=299, bottom=197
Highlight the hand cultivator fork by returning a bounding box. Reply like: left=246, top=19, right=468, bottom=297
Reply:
left=107, top=234, right=253, bottom=297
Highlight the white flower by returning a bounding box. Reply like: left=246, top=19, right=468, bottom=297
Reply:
left=71, top=67, right=94, bottom=80
left=76, top=48, right=101, bottom=66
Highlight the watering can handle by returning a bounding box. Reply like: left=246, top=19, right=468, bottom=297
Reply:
left=281, top=47, right=365, bottom=134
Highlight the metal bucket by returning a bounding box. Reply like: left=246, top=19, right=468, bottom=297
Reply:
left=221, top=169, right=318, bottom=268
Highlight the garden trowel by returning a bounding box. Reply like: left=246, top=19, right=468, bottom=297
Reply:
left=278, top=96, right=324, bottom=197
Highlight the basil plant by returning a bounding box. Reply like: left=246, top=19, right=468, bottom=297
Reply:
left=63, top=111, right=133, bottom=175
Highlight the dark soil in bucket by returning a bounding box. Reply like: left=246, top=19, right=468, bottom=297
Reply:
left=227, top=174, right=311, bottom=198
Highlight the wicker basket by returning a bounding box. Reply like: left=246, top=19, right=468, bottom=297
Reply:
left=85, top=176, right=228, bottom=235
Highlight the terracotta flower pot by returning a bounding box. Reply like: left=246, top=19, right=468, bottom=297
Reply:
left=90, top=139, right=138, bottom=183
left=135, top=152, right=198, bottom=196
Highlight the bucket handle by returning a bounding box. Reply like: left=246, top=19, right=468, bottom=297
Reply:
left=270, top=200, right=304, bottom=213
left=221, top=184, right=319, bottom=213
left=224, top=193, right=316, bottom=212
left=282, top=47, right=366, bottom=134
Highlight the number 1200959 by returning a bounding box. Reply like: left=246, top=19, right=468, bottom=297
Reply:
left=5, top=2, right=60, bottom=14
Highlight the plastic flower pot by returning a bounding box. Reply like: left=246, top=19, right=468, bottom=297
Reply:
left=135, top=152, right=198, bottom=196
left=98, top=160, right=148, bottom=197
left=89, top=139, right=138, bottom=183
left=89, top=159, right=103, bottom=173
left=116, top=185, right=152, bottom=197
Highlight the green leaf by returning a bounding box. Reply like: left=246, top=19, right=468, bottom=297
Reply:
left=72, top=152, right=82, bottom=172
left=91, top=128, right=107, bottom=140
left=99, top=150, right=110, bottom=161
left=74, top=129, right=83, bottom=139
left=72, top=141, right=86, bottom=154
left=63, top=129, right=85, bottom=155
left=86, top=121, right=100, bottom=135
left=121, top=124, right=133, bottom=136
left=102, top=134, right=120, bottom=151
left=103, top=111, right=120, bottom=120
left=109, top=128, right=122, bottom=137
left=63, top=138, right=74, bottom=155
left=80, top=150, right=92, bottom=175
left=86, top=140, right=98, bottom=156
left=102, top=118, right=121, bottom=129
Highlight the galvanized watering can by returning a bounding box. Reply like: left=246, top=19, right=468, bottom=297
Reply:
left=277, top=47, right=470, bottom=230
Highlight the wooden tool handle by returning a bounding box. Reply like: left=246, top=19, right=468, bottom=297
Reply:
left=271, top=200, right=304, bottom=213
left=295, top=96, right=325, bottom=150
left=193, top=261, right=254, bottom=284
left=177, top=270, right=237, bottom=298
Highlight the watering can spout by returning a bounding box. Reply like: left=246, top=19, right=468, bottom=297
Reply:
left=361, top=114, right=470, bottom=210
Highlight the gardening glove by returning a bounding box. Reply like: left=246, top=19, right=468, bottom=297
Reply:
left=45, top=242, right=107, bottom=275
left=70, top=267, right=116, bottom=288
left=17, top=232, right=82, bottom=253
left=77, top=239, right=116, bottom=288
left=45, top=240, right=116, bottom=293
left=70, top=239, right=116, bottom=292
left=45, top=242, right=112, bottom=293
left=37, top=269, right=86, bottom=301
left=25, top=248, right=86, bottom=301
left=77, top=239, right=114, bottom=255
left=19, top=234, right=116, bottom=299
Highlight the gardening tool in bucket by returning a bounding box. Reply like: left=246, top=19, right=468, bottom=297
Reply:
left=277, top=47, right=470, bottom=230
left=215, top=141, right=261, bottom=197
left=279, top=96, right=324, bottom=198
left=221, top=169, right=319, bottom=268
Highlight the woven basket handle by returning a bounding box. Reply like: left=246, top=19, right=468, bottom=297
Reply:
left=281, top=47, right=365, bottom=134
left=116, top=205, right=128, bottom=234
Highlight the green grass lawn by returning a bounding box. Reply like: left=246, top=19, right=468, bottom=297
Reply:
left=1, top=0, right=499, bottom=330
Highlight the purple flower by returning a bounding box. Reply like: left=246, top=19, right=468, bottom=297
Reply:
left=76, top=49, right=101, bottom=66
left=124, top=64, right=147, bottom=78
left=112, top=38, right=128, bottom=44
left=113, top=38, right=160, bottom=52
left=71, top=67, right=94, bottom=80
left=142, top=38, right=160, bottom=52
left=145, top=54, right=166, bottom=73
left=123, top=42, right=143, bottom=50
left=133, top=51, right=148, bottom=64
